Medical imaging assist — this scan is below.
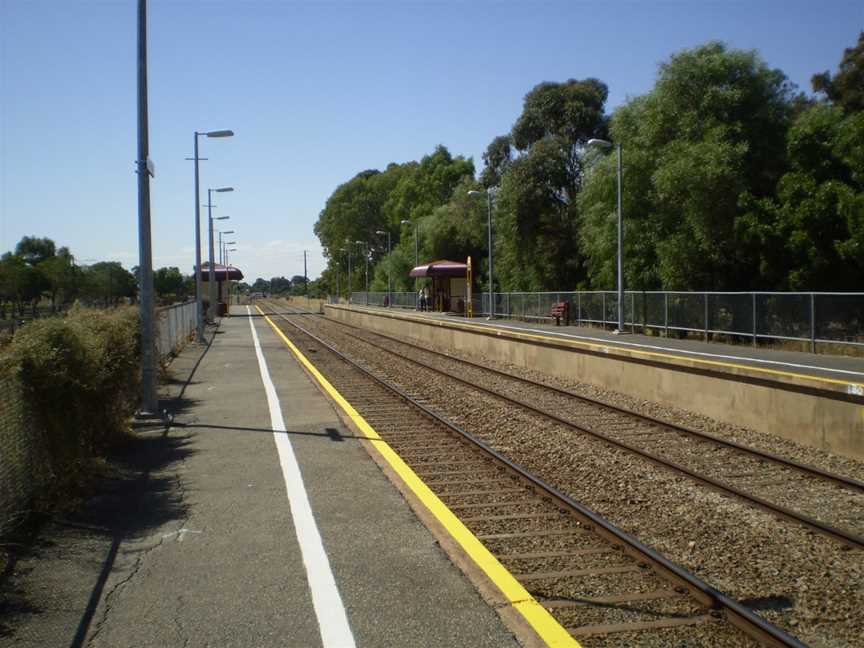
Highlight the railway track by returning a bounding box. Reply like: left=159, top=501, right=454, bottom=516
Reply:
left=275, top=302, right=864, bottom=549
left=257, top=301, right=805, bottom=647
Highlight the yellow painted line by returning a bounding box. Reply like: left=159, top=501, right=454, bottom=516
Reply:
left=342, top=306, right=864, bottom=391
left=255, top=305, right=580, bottom=648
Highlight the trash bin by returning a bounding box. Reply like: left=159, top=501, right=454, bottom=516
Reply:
left=217, top=302, right=228, bottom=316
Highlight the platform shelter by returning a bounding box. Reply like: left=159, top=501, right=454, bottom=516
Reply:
left=200, top=263, right=244, bottom=315
left=409, top=259, right=469, bottom=313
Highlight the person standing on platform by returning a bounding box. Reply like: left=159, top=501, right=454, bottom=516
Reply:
left=418, top=287, right=425, bottom=311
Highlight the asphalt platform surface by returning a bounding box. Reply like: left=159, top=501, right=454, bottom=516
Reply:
left=0, top=310, right=518, bottom=648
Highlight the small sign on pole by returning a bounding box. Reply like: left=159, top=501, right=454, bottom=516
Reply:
left=146, top=157, right=155, bottom=177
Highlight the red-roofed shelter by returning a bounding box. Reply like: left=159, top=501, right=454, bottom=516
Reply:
left=409, top=260, right=469, bottom=313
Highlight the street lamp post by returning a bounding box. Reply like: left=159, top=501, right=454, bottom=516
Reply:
left=353, top=241, right=367, bottom=302
left=191, top=129, right=233, bottom=343
left=375, top=230, right=391, bottom=306
left=468, top=188, right=497, bottom=318
left=346, top=244, right=353, bottom=303
left=207, top=187, right=233, bottom=320
left=219, top=229, right=234, bottom=264
left=136, top=0, right=157, bottom=413
left=401, top=219, right=418, bottom=300
left=587, top=138, right=624, bottom=333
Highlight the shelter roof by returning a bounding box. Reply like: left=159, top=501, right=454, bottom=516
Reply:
left=409, top=260, right=468, bottom=278
left=199, top=263, right=244, bottom=281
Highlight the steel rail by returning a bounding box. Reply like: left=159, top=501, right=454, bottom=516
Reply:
left=260, top=302, right=807, bottom=647
left=337, top=318, right=864, bottom=548
left=326, top=313, right=864, bottom=493
left=267, top=302, right=864, bottom=548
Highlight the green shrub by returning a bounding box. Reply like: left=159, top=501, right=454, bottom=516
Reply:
left=8, top=306, right=140, bottom=488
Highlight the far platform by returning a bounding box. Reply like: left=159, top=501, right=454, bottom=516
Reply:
left=336, top=303, right=864, bottom=389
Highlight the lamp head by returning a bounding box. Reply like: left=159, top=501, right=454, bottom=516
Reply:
left=467, top=190, right=483, bottom=197
left=206, top=130, right=234, bottom=138
left=586, top=138, right=613, bottom=148
left=375, top=230, right=386, bottom=235
left=400, top=219, right=411, bottom=225
left=215, top=187, right=234, bottom=192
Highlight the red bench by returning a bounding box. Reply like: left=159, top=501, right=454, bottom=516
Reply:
left=551, top=301, right=570, bottom=326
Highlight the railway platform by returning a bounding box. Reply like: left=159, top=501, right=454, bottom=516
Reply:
left=327, top=304, right=864, bottom=460
left=344, top=303, right=864, bottom=383
left=0, top=309, right=524, bottom=648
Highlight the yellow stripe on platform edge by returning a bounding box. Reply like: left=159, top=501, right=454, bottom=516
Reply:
left=255, top=305, right=579, bottom=648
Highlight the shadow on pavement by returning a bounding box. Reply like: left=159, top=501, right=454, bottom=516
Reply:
left=0, top=332, right=213, bottom=646
left=173, top=423, right=355, bottom=442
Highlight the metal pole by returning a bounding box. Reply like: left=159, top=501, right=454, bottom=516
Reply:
left=487, top=191, right=494, bottom=318
left=664, top=292, right=669, bottom=338
left=218, top=231, right=223, bottom=265
left=752, top=292, right=757, bottom=347
left=303, top=250, right=308, bottom=296
left=347, top=247, right=352, bottom=304
left=616, top=143, right=624, bottom=333
left=207, top=189, right=216, bottom=320
left=387, top=231, right=392, bottom=307
left=193, top=133, right=205, bottom=343
left=810, top=293, right=816, bottom=354
left=414, top=219, right=420, bottom=294
left=365, top=247, right=369, bottom=304
left=136, top=0, right=157, bottom=413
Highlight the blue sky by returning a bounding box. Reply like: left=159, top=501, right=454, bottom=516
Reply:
left=1, top=0, right=862, bottom=283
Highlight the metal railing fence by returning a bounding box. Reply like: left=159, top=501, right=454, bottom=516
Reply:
left=348, top=290, right=864, bottom=352
left=155, top=300, right=197, bottom=361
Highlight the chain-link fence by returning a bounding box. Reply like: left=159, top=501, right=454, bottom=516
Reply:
left=349, top=290, right=864, bottom=352
left=155, top=300, right=197, bottom=361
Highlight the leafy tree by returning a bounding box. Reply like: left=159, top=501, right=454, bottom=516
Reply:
left=251, top=278, right=271, bottom=294
left=480, top=135, right=512, bottom=188
left=579, top=42, right=794, bottom=292
left=812, top=31, right=864, bottom=114
left=82, top=262, right=136, bottom=306
left=38, top=247, right=78, bottom=311
left=492, top=78, right=609, bottom=290
left=289, top=275, right=308, bottom=295
left=315, top=146, right=474, bottom=295
left=741, top=105, right=864, bottom=289
left=15, top=236, right=56, bottom=266
left=153, top=266, right=186, bottom=300
left=0, top=253, right=41, bottom=317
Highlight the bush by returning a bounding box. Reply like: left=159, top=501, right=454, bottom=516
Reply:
left=8, top=306, right=140, bottom=489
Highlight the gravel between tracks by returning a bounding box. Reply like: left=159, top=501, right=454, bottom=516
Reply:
left=296, top=315, right=864, bottom=647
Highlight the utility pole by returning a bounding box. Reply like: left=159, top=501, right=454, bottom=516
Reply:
left=303, top=250, right=308, bottom=296
left=136, top=0, right=157, bottom=414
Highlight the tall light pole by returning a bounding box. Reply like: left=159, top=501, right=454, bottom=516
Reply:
left=587, top=138, right=624, bottom=333
left=136, top=0, right=156, bottom=413
left=207, top=187, right=233, bottom=320
left=375, top=230, right=391, bottom=306
left=219, top=229, right=234, bottom=264
left=345, top=242, right=353, bottom=303
left=354, top=241, right=368, bottom=299
left=223, top=240, right=236, bottom=267
left=468, top=188, right=497, bottom=317
left=190, top=128, right=233, bottom=342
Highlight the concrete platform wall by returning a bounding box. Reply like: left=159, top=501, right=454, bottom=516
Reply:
left=326, top=306, right=864, bottom=461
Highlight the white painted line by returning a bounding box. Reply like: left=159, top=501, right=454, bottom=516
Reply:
left=247, top=307, right=356, bottom=648
left=453, top=318, right=864, bottom=379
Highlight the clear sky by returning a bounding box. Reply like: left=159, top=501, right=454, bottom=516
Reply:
left=1, top=0, right=861, bottom=284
